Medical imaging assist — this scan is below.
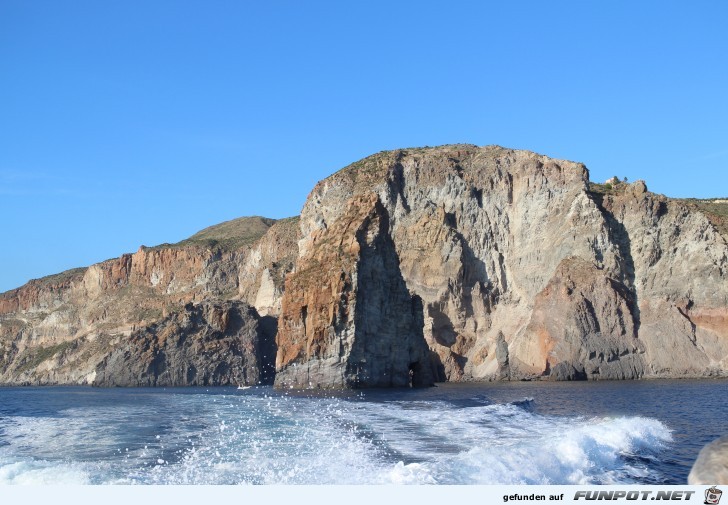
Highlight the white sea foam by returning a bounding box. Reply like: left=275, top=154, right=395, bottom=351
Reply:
left=0, top=392, right=673, bottom=484
left=326, top=398, right=672, bottom=484
left=435, top=415, right=671, bottom=484
left=0, top=458, right=92, bottom=485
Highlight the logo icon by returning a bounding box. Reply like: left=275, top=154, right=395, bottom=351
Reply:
left=705, top=487, right=723, bottom=505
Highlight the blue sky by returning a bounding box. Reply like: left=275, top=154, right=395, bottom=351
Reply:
left=1, top=0, right=727, bottom=293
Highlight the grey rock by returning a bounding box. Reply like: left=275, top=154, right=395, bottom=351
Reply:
left=2, top=144, right=727, bottom=388
left=277, top=144, right=728, bottom=385
left=688, top=436, right=728, bottom=485
left=93, top=300, right=274, bottom=387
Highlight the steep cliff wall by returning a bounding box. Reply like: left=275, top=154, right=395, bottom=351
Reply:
left=93, top=300, right=273, bottom=387
left=275, top=193, right=434, bottom=388
left=275, top=145, right=728, bottom=386
left=0, top=216, right=298, bottom=385
left=2, top=144, right=727, bottom=388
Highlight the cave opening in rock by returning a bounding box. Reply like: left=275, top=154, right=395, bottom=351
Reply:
left=408, top=361, right=422, bottom=387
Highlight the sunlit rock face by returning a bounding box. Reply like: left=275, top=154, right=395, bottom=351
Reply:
left=2, top=145, right=727, bottom=388
left=275, top=193, right=434, bottom=389
left=0, top=217, right=299, bottom=385
left=276, top=145, right=728, bottom=387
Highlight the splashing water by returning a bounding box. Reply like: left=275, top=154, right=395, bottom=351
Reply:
left=0, top=385, right=676, bottom=485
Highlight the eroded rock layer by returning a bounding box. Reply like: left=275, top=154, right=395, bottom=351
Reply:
left=2, top=144, right=727, bottom=388
left=0, top=216, right=299, bottom=385
left=275, top=193, right=434, bottom=388
left=93, top=300, right=273, bottom=387
left=275, top=145, right=728, bottom=387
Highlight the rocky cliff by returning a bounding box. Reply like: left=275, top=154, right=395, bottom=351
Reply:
left=0, top=216, right=298, bottom=385
left=274, top=145, right=728, bottom=387
left=275, top=193, right=434, bottom=388
left=2, top=144, right=727, bottom=388
left=93, top=300, right=274, bottom=387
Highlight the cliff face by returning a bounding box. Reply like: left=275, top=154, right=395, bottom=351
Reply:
left=93, top=300, right=273, bottom=387
left=275, top=145, right=728, bottom=387
left=2, top=145, right=727, bottom=388
left=275, top=193, right=434, bottom=388
left=0, top=216, right=299, bottom=385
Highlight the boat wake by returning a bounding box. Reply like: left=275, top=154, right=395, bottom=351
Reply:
left=0, top=389, right=673, bottom=484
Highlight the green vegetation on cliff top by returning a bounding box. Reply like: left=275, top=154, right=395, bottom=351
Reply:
left=8, top=267, right=88, bottom=292
left=678, top=198, right=728, bottom=237
left=180, top=215, right=276, bottom=250
left=150, top=216, right=283, bottom=252
left=589, top=180, right=728, bottom=238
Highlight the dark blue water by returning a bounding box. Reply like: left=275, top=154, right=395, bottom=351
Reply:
left=0, top=380, right=725, bottom=484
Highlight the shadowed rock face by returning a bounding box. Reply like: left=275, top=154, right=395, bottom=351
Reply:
left=93, top=301, right=274, bottom=387
left=2, top=144, right=728, bottom=388
left=275, top=193, right=434, bottom=389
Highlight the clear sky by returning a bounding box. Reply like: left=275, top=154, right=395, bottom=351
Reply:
left=1, top=0, right=727, bottom=293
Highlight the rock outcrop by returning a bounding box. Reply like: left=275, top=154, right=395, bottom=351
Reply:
left=93, top=300, right=273, bottom=387
left=275, top=145, right=728, bottom=387
left=2, top=144, right=727, bottom=388
left=275, top=193, right=434, bottom=388
left=0, top=216, right=299, bottom=385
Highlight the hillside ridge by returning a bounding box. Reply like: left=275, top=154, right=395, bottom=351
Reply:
left=1, top=145, right=726, bottom=387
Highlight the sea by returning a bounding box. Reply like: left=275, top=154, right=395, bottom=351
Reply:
left=0, top=380, right=725, bottom=485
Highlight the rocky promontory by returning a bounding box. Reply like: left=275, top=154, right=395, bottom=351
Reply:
left=274, top=145, right=728, bottom=387
left=1, top=145, right=727, bottom=388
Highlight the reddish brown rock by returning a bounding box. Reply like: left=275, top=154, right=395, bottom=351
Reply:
left=2, top=145, right=727, bottom=388
left=0, top=217, right=298, bottom=385
left=278, top=145, right=728, bottom=384
left=275, top=193, right=435, bottom=388
left=509, top=257, right=645, bottom=380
